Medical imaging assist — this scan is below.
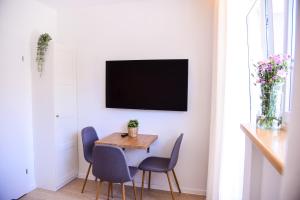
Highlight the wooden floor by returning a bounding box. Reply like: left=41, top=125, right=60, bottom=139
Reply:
left=21, top=178, right=205, bottom=200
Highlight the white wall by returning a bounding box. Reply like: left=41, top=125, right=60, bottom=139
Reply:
left=0, top=0, right=56, bottom=199
left=243, top=137, right=283, bottom=200
left=57, top=0, right=214, bottom=194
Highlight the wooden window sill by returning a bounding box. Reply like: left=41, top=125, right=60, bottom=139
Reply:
left=240, top=124, right=287, bottom=174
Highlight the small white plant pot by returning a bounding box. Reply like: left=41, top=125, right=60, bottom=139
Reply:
left=128, top=127, right=138, bottom=137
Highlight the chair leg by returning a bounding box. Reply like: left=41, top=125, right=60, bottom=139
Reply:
left=166, top=172, right=175, bottom=200
left=148, top=171, right=151, bottom=190
left=81, top=163, right=92, bottom=193
left=110, top=182, right=113, bottom=198
left=107, top=182, right=111, bottom=200
left=172, top=169, right=181, bottom=193
left=95, top=180, right=102, bottom=200
left=140, top=170, right=146, bottom=200
left=132, top=180, right=137, bottom=200
left=121, top=183, right=126, bottom=200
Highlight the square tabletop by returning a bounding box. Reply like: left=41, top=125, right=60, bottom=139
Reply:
left=95, top=133, right=158, bottom=151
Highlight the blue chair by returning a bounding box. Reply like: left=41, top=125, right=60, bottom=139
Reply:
left=139, top=134, right=184, bottom=200
left=81, top=127, right=99, bottom=193
left=92, top=144, right=138, bottom=200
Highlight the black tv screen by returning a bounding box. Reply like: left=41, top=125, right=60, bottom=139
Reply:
left=106, top=59, right=188, bottom=111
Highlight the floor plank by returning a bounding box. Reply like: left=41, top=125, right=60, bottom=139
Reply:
left=21, top=178, right=205, bottom=200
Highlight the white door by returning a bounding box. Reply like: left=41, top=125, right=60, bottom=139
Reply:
left=53, top=44, right=78, bottom=189
left=0, top=36, right=32, bottom=199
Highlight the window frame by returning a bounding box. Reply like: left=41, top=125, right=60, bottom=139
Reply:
left=266, top=0, right=296, bottom=112
left=246, top=0, right=296, bottom=123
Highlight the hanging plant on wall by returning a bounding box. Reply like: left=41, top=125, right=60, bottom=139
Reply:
left=36, top=33, right=52, bottom=76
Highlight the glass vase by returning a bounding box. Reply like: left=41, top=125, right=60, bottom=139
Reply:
left=256, top=84, right=284, bottom=129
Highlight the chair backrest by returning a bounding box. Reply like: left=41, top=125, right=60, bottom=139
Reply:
left=168, top=133, right=184, bottom=170
left=92, top=144, right=132, bottom=183
left=81, top=127, right=99, bottom=163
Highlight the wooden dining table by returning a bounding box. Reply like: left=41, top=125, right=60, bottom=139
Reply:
left=95, top=132, right=158, bottom=153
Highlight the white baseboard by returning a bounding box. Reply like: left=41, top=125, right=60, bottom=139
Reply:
left=77, top=173, right=206, bottom=196
left=35, top=171, right=78, bottom=192
left=132, top=180, right=206, bottom=196
left=55, top=171, right=78, bottom=191
left=78, top=172, right=97, bottom=181
left=27, top=183, right=37, bottom=193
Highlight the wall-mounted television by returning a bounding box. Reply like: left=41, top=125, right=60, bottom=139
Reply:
left=106, top=59, right=188, bottom=111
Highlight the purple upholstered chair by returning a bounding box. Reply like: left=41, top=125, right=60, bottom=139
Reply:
left=92, top=144, right=138, bottom=200
left=139, top=134, right=184, bottom=200
left=81, top=126, right=99, bottom=193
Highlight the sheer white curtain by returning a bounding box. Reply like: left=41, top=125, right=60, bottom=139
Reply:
left=218, top=0, right=250, bottom=198
left=207, top=0, right=252, bottom=199
left=280, top=1, right=300, bottom=199
left=206, top=0, right=227, bottom=199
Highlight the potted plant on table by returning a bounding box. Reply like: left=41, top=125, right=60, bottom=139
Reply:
left=128, top=119, right=139, bottom=137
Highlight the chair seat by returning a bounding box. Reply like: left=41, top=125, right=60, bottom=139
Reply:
left=138, top=157, right=170, bottom=172
left=129, top=166, right=138, bottom=178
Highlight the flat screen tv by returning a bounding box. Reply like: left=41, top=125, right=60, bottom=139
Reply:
left=106, top=59, right=188, bottom=111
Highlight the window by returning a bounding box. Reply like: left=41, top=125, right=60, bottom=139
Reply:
left=247, top=0, right=296, bottom=122
left=270, top=0, right=296, bottom=111
left=283, top=0, right=296, bottom=110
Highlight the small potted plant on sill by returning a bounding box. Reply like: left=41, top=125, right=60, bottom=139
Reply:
left=128, top=119, right=139, bottom=138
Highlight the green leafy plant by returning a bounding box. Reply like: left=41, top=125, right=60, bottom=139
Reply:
left=36, top=33, right=52, bottom=75
left=128, top=120, right=139, bottom=128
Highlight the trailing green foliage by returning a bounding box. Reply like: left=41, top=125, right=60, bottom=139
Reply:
left=36, top=33, right=52, bottom=74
